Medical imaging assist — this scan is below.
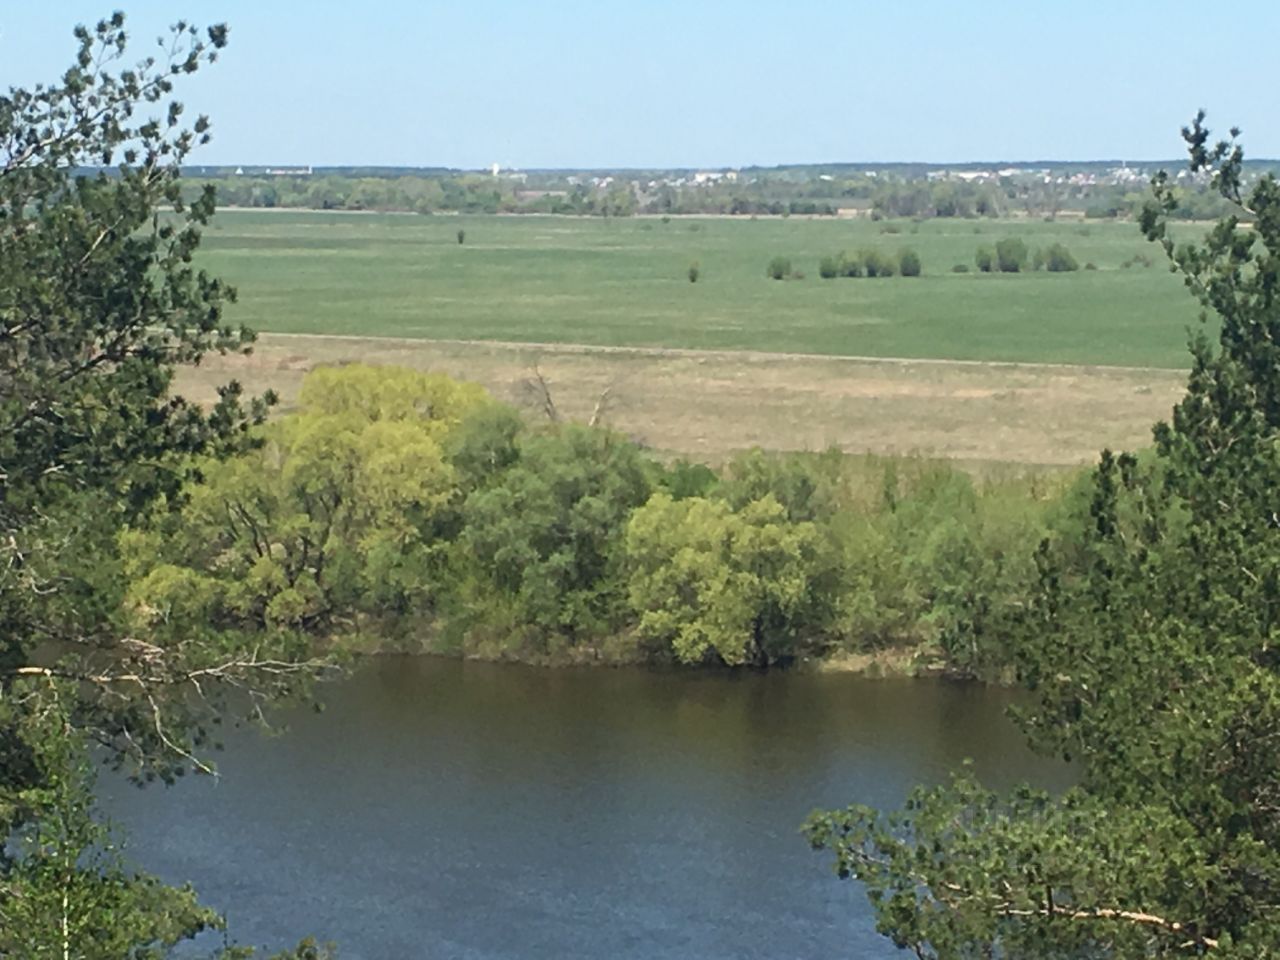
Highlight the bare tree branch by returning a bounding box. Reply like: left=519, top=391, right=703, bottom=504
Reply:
left=519, top=361, right=560, bottom=424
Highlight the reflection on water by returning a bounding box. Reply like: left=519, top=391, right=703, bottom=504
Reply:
left=99, top=657, right=1069, bottom=960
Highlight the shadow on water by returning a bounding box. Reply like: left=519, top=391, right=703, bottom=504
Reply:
left=99, top=657, right=1070, bottom=960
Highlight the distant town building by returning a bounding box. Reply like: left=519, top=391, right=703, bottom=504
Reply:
left=691, top=170, right=739, bottom=186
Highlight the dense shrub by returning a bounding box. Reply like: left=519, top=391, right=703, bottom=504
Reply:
left=688, top=261, right=700, bottom=283
left=995, top=238, right=1029, bottom=272
left=718, top=448, right=845, bottom=524
left=975, top=246, right=995, bottom=273
left=952, top=263, right=970, bottom=273
left=1084, top=261, right=1098, bottom=270
left=767, top=255, right=792, bottom=280
left=1043, top=242, right=1079, bottom=272
left=898, top=248, right=922, bottom=277
left=659, top=459, right=719, bottom=500
left=822, top=251, right=900, bottom=279
left=861, top=249, right=896, bottom=278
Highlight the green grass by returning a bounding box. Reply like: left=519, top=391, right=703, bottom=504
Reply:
left=200, top=211, right=1206, bottom=368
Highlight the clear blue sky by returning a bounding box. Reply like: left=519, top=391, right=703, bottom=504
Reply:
left=4, top=1, right=1277, bottom=168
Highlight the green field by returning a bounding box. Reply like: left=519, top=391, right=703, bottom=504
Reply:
left=200, top=211, right=1204, bottom=368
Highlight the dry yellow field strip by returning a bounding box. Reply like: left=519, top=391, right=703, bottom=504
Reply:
left=174, top=334, right=1187, bottom=468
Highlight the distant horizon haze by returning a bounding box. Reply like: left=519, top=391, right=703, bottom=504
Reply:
left=5, top=1, right=1278, bottom=169
left=185, top=158, right=1279, bottom=174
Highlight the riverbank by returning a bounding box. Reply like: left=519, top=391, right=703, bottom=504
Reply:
left=337, top=617, right=949, bottom=680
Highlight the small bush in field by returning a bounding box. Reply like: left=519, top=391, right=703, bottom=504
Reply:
left=1044, top=243, right=1079, bottom=272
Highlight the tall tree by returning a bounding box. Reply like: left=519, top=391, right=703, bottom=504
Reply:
left=625, top=493, right=833, bottom=666
left=808, top=115, right=1280, bottom=957
left=456, top=424, right=653, bottom=653
left=1, top=15, right=326, bottom=952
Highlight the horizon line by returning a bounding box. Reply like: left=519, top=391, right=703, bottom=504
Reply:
left=180, top=157, right=1280, bottom=174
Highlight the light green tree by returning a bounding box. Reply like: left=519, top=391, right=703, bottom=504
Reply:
left=625, top=494, right=830, bottom=665
left=125, top=365, right=490, bottom=631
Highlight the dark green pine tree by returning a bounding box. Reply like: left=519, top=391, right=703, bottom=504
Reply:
left=1, top=15, right=329, bottom=955
left=808, top=115, right=1280, bottom=958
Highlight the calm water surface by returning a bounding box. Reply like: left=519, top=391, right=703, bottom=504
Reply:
left=100, top=657, right=1069, bottom=959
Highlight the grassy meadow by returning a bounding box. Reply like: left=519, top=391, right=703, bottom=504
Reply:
left=201, top=211, right=1205, bottom=369
left=177, top=334, right=1186, bottom=468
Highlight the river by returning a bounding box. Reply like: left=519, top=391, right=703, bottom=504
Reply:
left=99, top=657, right=1070, bottom=959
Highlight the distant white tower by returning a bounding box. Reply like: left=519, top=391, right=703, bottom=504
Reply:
left=491, top=162, right=500, bottom=177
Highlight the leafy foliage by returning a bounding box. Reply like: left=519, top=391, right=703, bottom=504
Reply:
left=122, top=373, right=1059, bottom=673
left=809, top=114, right=1280, bottom=957
left=625, top=494, right=833, bottom=665
left=0, top=691, right=229, bottom=958
left=125, top=365, right=491, bottom=632
left=455, top=424, right=653, bottom=654
left=1043, top=241, right=1080, bottom=272
left=995, top=237, right=1029, bottom=272
left=766, top=255, right=792, bottom=280
left=860, top=249, right=897, bottom=278
left=0, top=16, right=329, bottom=953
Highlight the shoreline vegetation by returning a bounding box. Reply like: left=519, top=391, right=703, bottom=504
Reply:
left=128, top=362, right=1081, bottom=677
left=346, top=640, right=936, bottom=680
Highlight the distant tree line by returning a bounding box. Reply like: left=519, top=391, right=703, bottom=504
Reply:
left=182, top=167, right=1251, bottom=221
